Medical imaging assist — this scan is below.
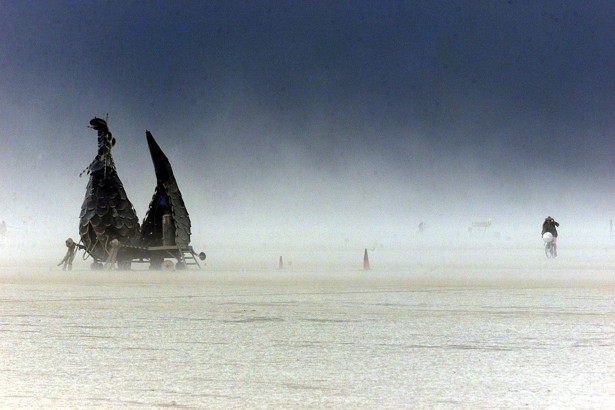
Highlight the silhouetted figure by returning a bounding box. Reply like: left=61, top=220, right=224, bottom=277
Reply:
left=542, top=216, right=560, bottom=257
left=58, top=238, right=78, bottom=270
left=418, top=222, right=425, bottom=233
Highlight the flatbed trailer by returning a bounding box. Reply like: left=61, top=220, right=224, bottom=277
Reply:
left=85, top=244, right=206, bottom=271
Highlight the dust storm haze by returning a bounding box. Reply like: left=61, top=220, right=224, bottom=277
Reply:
left=0, top=1, right=613, bottom=268
left=2, top=4, right=615, bottom=408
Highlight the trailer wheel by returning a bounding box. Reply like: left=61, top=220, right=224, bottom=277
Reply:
left=175, top=262, right=186, bottom=270
left=149, top=256, right=163, bottom=270
left=161, top=260, right=175, bottom=271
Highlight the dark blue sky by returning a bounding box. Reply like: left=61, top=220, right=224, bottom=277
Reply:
left=1, top=1, right=613, bottom=246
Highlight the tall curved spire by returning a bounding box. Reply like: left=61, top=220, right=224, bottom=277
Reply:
left=140, top=131, right=191, bottom=248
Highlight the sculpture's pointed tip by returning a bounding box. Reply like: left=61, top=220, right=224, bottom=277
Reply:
left=146, top=131, right=173, bottom=183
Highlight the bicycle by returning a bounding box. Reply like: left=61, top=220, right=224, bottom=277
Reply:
left=543, top=232, right=557, bottom=258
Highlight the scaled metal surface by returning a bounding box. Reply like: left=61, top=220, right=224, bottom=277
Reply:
left=140, top=131, right=191, bottom=248
left=78, top=118, right=140, bottom=261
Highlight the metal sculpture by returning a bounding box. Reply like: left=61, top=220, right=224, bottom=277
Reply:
left=73, top=117, right=204, bottom=270
left=140, top=131, right=191, bottom=248
left=78, top=118, right=140, bottom=264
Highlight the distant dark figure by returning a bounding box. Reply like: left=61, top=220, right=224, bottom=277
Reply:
left=0, top=220, right=6, bottom=235
left=542, top=216, right=559, bottom=256
left=58, top=238, right=78, bottom=271
left=418, top=222, right=425, bottom=233
left=542, top=216, right=559, bottom=237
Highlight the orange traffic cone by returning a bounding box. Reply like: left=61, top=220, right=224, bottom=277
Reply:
left=363, top=248, right=370, bottom=270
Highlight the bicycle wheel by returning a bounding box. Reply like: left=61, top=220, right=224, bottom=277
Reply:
left=552, top=243, right=557, bottom=258
left=545, top=243, right=553, bottom=258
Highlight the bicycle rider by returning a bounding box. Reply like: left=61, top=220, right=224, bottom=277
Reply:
left=542, top=216, right=560, bottom=257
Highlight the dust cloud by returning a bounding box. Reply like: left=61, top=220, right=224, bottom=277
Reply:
left=1, top=127, right=613, bottom=285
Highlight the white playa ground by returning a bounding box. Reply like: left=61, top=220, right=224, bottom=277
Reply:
left=1, top=241, right=614, bottom=408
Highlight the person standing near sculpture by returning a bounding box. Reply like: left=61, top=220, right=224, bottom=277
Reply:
left=58, top=238, right=78, bottom=270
